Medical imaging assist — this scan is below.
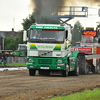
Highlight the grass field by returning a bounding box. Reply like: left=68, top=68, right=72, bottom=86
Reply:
left=0, top=63, right=26, bottom=67
left=48, top=88, right=100, bottom=100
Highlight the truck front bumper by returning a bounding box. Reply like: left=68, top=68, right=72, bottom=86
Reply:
left=26, top=56, right=67, bottom=70
left=27, top=63, right=66, bottom=70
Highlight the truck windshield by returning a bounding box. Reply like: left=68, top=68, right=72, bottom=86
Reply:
left=29, top=29, right=65, bottom=43
left=18, top=46, right=26, bottom=50
left=81, top=35, right=93, bottom=43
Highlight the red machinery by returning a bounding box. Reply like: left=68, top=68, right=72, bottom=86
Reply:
left=71, top=27, right=100, bottom=74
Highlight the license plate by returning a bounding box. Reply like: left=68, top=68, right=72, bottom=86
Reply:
left=41, top=67, right=49, bottom=69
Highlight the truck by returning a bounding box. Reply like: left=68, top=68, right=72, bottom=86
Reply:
left=24, top=23, right=80, bottom=77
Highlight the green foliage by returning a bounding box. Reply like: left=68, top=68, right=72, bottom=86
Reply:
left=48, top=88, right=100, bottom=100
left=4, top=31, right=23, bottom=51
left=22, top=14, right=35, bottom=30
left=4, top=37, right=15, bottom=51
left=71, top=21, right=84, bottom=45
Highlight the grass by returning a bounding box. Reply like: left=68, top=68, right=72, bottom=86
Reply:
left=48, top=88, right=100, bottom=100
left=0, top=62, right=26, bottom=67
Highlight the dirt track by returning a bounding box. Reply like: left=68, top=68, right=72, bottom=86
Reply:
left=0, top=69, right=100, bottom=100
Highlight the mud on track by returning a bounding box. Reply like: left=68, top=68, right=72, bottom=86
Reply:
left=0, top=70, right=100, bottom=100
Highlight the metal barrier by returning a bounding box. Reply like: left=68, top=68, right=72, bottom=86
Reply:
left=51, top=6, right=88, bottom=18
left=7, top=57, right=27, bottom=64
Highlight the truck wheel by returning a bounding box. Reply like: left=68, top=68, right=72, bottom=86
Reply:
left=79, top=55, right=89, bottom=75
left=74, top=58, right=79, bottom=76
left=81, top=61, right=89, bottom=75
left=62, top=69, right=68, bottom=77
left=29, top=69, right=36, bottom=76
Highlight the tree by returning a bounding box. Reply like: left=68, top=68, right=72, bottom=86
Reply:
left=4, top=37, right=15, bottom=50
left=71, top=21, right=84, bottom=45
left=22, top=14, right=35, bottom=30
left=4, top=31, right=23, bottom=51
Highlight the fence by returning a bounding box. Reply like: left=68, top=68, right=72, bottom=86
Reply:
left=7, top=57, right=27, bottom=64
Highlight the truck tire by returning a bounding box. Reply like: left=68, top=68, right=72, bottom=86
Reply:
left=62, top=69, right=68, bottom=77
left=79, top=55, right=89, bottom=75
left=80, top=61, right=89, bottom=74
left=29, top=69, right=36, bottom=76
left=73, top=58, right=79, bottom=76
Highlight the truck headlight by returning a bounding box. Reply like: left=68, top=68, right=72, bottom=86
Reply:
left=57, top=60, right=62, bottom=63
left=28, top=59, right=33, bottom=62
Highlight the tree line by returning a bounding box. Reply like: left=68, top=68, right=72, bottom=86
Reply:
left=4, top=13, right=100, bottom=51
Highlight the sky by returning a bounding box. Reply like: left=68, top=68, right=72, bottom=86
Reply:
left=0, top=0, right=100, bottom=31
left=0, top=0, right=31, bottom=31
left=68, top=7, right=100, bottom=30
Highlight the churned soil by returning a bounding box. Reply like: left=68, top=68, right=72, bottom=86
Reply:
left=0, top=69, right=100, bottom=100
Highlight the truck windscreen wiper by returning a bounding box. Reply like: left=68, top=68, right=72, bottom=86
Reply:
left=43, top=39, right=60, bottom=43
left=30, top=39, right=43, bottom=43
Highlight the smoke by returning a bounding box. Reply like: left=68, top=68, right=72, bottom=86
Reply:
left=30, top=0, right=65, bottom=23
left=77, top=0, right=100, bottom=6
left=83, top=0, right=100, bottom=3
left=30, top=0, right=100, bottom=23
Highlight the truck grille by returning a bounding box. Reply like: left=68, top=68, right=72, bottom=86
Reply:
left=38, top=51, right=52, bottom=57
left=38, top=59, right=52, bottom=64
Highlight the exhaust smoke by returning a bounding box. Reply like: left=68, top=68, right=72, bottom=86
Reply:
left=30, top=0, right=65, bottom=23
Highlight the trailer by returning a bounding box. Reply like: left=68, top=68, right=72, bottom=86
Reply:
left=71, top=27, right=100, bottom=74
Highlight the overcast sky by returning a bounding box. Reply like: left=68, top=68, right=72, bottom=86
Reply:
left=68, top=7, right=100, bottom=30
left=0, top=0, right=31, bottom=31
left=0, top=0, right=100, bottom=31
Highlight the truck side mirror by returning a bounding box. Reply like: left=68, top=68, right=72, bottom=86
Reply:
left=98, top=38, right=100, bottom=43
left=23, top=30, right=28, bottom=42
left=66, top=31, right=68, bottom=39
